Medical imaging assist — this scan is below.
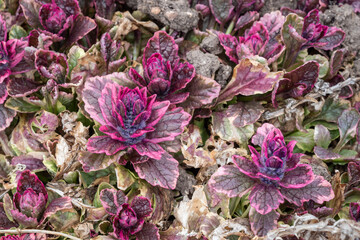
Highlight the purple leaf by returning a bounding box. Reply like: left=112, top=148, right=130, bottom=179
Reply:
left=350, top=202, right=360, bottom=222
left=326, top=49, right=346, bottom=80
left=217, top=58, right=283, bottom=103
left=259, top=11, right=285, bottom=63
left=99, top=188, right=127, bottom=216
left=314, top=146, right=341, bottom=160
left=19, top=0, right=42, bottom=28
left=251, top=123, right=276, bottom=146
left=235, top=11, right=259, bottom=31
left=95, top=0, right=116, bottom=20
left=249, top=207, right=279, bottom=236
left=133, top=152, right=179, bottom=190
left=148, top=107, right=191, bottom=143
left=134, top=222, right=160, bottom=240
left=143, top=31, right=179, bottom=68
left=11, top=155, right=45, bottom=172
left=62, top=15, right=97, bottom=49
left=87, top=135, right=127, bottom=155
left=279, top=164, right=314, bottom=188
left=7, top=77, right=42, bottom=97
left=0, top=203, right=17, bottom=229
left=131, top=196, right=153, bottom=219
left=208, top=165, right=255, bottom=198
left=272, top=61, right=319, bottom=107
left=179, top=75, right=220, bottom=109
left=280, top=175, right=334, bottom=206
left=209, top=0, right=234, bottom=24
left=232, top=101, right=265, bottom=128
left=249, top=184, right=284, bottom=214
left=40, top=197, right=73, bottom=224
left=348, top=162, right=360, bottom=187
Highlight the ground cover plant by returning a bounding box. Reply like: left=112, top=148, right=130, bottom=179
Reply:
left=0, top=0, right=360, bottom=239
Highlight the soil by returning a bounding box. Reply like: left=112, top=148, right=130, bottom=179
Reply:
left=126, top=0, right=199, bottom=32
left=259, top=0, right=297, bottom=15
left=200, top=35, right=223, bottom=55
left=320, top=4, right=360, bottom=76
left=186, top=49, right=232, bottom=88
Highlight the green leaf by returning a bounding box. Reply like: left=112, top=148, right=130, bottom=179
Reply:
left=314, top=124, right=331, bottom=148
left=43, top=157, right=58, bottom=175
left=335, top=109, right=360, bottom=152
left=9, top=25, right=27, bottom=39
left=67, top=46, right=85, bottom=76
left=5, top=97, right=41, bottom=113
left=307, top=98, right=350, bottom=124
left=285, top=129, right=315, bottom=152
left=212, top=110, right=254, bottom=146
left=305, top=54, right=329, bottom=79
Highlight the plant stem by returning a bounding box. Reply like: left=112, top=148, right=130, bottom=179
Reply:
left=0, top=229, right=81, bottom=240
left=226, top=20, right=235, bottom=35
left=241, top=205, right=251, bottom=218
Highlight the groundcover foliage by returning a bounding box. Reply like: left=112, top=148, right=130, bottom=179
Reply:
left=0, top=0, right=360, bottom=239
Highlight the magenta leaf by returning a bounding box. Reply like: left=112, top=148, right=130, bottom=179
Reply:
left=131, top=31, right=196, bottom=104
left=134, top=222, right=160, bottom=240
left=217, top=58, right=283, bottom=103
left=249, top=207, right=279, bottom=236
left=208, top=165, right=255, bottom=198
left=280, top=175, right=334, bottom=206
left=218, top=34, right=238, bottom=63
left=35, top=49, right=69, bottom=84
left=209, top=0, right=234, bottom=24
left=0, top=15, right=6, bottom=42
left=40, top=197, right=73, bottom=224
left=82, top=73, right=136, bottom=125
left=272, top=61, right=319, bottom=107
left=350, top=202, right=360, bottom=222
left=100, top=188, right=127, bottom=216
left=249, top=184, right=284, bottom=214
left=259, top=11, right=285, bottom=63
left=133, top=152, right=179, bottom=190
